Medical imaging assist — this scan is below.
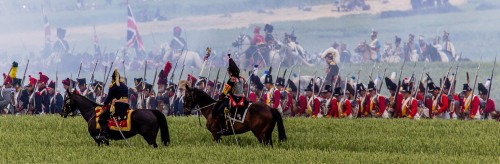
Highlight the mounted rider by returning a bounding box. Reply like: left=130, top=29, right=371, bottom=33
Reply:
left=442, top=31, right=456, bottom=61
left=369, top=30, right=381, bottom=62
left=321, top=42, right=340, bottom=85
left=96, top=68, right=129, bottom=140
left=212, top=54, right=247, bottom=135
left=170, top=26, right=187, bottom=53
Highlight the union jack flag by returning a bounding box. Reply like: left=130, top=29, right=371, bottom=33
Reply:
left=126, top=4, right=145, bottom=51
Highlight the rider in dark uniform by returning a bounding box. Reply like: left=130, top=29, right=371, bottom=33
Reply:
left=96, top=68, right=129, bottom=140
left=213, top=54, right=247, bottom=135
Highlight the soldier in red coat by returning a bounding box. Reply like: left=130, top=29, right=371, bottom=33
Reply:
left=355, top=83, right=368, bottom=118
left=341, top=83, right=355, bottom=118
left=478, top=82, right=496, bottom=120
left=262, top=73, right=281, bottom=111
left=401, top=82, right=418, bottom=119
left=367, top=81, right=387, bottom=118
left=324, top=85, right=338, bottom=118
left=282, top=79, right=297, bottom=117
left=385, top=77, right=403, bottom=118
left=305, top=79, right=321, bottom=118
left=462, top=83, right=481, bottom=120
left=428, top=82, right=449, bottom=118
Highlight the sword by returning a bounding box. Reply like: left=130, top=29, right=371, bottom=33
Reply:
left=111, top=116, right=131, bottom=147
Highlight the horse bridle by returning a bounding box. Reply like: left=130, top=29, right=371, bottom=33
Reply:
left=185, top=88, right=216, bottom=112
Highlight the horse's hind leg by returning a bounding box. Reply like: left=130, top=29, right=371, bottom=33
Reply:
left=251, top=130, right=264, bottom=144
left=142, top=134, right=159, bottom=148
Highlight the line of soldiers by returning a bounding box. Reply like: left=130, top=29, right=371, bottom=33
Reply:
left=1, top=57, right=496, bottom=122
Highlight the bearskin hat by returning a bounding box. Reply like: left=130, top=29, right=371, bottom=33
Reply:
left=356, top=83, right=366, bottom=92
left=385, top=77, right=397, bottom=91
left=443, top=77, right=451, bottom=90
left=287, top=79, right=297, bottom=92
left=275, top=77, right=285, bottom=87
left=264, top=24, right=274, bottom=33
left=250, top=74, right=264, bottom=90
left=227, top=54, right=240, bottom=77
left=346, top=83, right=355, bottom=95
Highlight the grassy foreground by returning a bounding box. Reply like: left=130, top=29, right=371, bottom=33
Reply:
left=1, top=115, right=500, bottom=163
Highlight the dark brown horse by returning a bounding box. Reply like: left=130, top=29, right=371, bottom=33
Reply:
left=61, top=91, right=170, bottom=147
left=183, top=85, right=286, bottom=145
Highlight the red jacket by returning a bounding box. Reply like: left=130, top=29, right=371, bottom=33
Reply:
left=252, top=34, right=265, bottom=45
left=297, top=95, right=307, bottom=116
left=327, top=98, right=339, bottom=118
left=262, top=88, right=281, bottom=109
left=283, top=92, right=295, bottom=116
left=403, top=97, right=418, bottom=119
left=361, top=94, right=371, bottom=117
left=483, top=98, right=496, bottom=114
left=369, top=94, right=386, bottom=117
left=248, top=91, right=257, bottom=103
left=433, top=94, right=449, bottom=115
left=342, top=99, right=352, bottom=117
left=311, top=97, right=321, bottom=117
left=392, top=93, right=404, bottom=118
left=462, top=95, right=481, bottom=119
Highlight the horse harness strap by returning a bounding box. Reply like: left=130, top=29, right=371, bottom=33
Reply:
left=194, top=102, right=217, bottom=112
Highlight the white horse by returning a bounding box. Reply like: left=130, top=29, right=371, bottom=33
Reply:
left=162, top=45, right=203, bottom=69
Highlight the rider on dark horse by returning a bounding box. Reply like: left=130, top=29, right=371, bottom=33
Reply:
left=212, top=54, right=248, bottom=135
left=96, top=68, right=130, bottom=140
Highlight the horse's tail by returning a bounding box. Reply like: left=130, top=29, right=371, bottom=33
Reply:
left=270, top=108, right=287, bottom=142
left=151, top=110, right=171, bottom=146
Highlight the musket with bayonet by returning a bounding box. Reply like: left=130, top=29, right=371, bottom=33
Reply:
left=377, top=67, right=387, bottom=94
left=352, top=70, right=361, bottom=118
left=20, top=60, right=29, bottom=87
left=199, top=47, right=211, bottom=77
left=392, top=60, right=406, bottom=112
left=295, top=65, right=302, bottom=103
left=77, top=62, right=83, bottom=78
left=432, top=66, right=452, bottom=116
left=212, top=68, right=221, bottom=98
left=486, top=56, right=496, bottom=103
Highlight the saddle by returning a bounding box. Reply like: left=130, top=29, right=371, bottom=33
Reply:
left=95, top=106, right=134, bottom=131
left=227, top=95, right=250, bottom=123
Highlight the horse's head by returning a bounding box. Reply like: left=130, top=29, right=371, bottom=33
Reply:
left=182, top=84, right=196, bottom=115
left=61, top=89, right=78, bottom=118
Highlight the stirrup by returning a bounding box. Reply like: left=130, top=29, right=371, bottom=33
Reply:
left=96, top=134, right=108, bottom=140
left=216, top=129, right=231, bottom=135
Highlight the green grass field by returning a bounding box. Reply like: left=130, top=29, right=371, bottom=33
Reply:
left=1, top=115, right=500, bottom=163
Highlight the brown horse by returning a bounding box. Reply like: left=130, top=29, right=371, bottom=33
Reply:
left=354, top=41, right=374, bottom=62
left=61, top=91, right=170, bottom=147
left=183, top=85, right=286, bottom=145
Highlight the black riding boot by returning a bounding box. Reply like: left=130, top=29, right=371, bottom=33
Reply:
left=96, top=120, right=109, bottom=140
left=215, top=101, right=231, bottom=135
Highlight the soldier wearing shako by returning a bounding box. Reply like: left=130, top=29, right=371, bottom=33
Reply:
left=385, top=76, right=404, bottom=118
left=212, top=54, right=247, bottom=135
left=321, top=85, right=335, bottom=118
left=355, top=83, right=368, bottom=118
left=62, top=78, right=78, bottom=94
left=428, top=81, right=449, bottom=119
left=478, top=82, right=496, bottom=120
left=47, top=80, right=63, bottom=114
left=262, top=69, right=281, bottom=112
left=342, top=83, right=355, bottom=118
left=305, top=79, right=321, bottom=118
left=19, top=76, right=37, bottom=114
left=77, top=78, right=95, bottom=102
left=366, top=81, right=387, bottom=118
left=401, top=81, right=418, bottom=119
left=97, top=68, right=129, bottom=140
left=34, top=72, right=50, bottom=114
left=461, top=83, right=481, bottom=120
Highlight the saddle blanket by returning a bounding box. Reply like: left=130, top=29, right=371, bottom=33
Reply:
left=95, top=106, right=134, bottom=131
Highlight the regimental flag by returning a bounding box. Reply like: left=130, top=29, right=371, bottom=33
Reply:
left=126, top=4, right=145, bottom=52
left=42, top=7, right=51, bottom=43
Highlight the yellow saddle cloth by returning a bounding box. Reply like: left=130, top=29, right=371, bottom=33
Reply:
left=95, top=106, right=134, bottom=131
